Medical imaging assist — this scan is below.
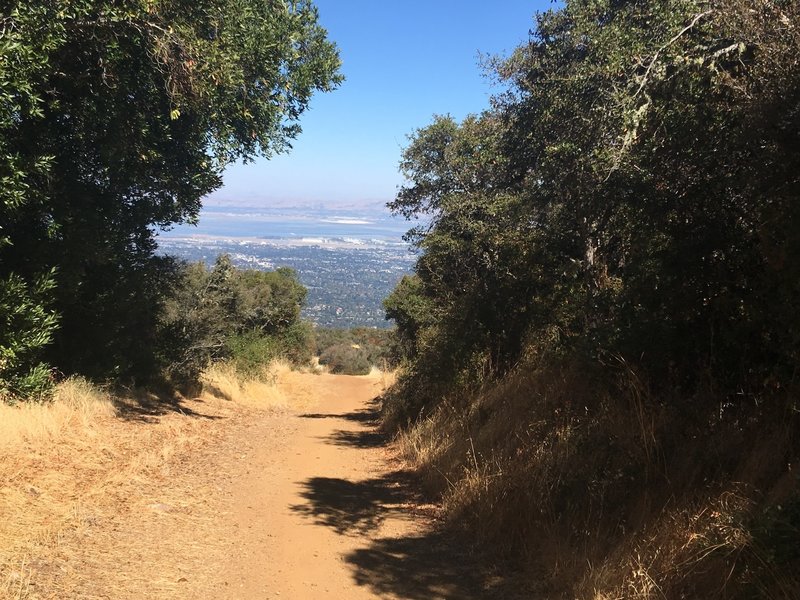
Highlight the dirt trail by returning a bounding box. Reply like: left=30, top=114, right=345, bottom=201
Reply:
left=114, top=375, right=506, bottom=600
left=4, top=371, right=506, bottom=599
left=199, top=372, right=496, bottom=600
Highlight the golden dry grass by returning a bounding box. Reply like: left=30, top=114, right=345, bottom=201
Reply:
left=0, top=378, right=115, bottom=451
left=371, top=365, right=397, bottom=393
left=388, top=361, right=800, bottom=599
left=0, top=363, right=303, bottom=599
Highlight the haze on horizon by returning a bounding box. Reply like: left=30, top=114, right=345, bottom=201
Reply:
left=208, top=1, right=550, bottom=211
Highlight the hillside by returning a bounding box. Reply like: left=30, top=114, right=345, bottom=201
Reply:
left=380, top=1, right=800, bottom=597
left=0, top=367, right=524, bottom=599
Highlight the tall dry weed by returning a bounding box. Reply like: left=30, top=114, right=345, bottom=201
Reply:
left=389, top=358, right=800, bottom=598
left=0, top=377, right=115, bottom=449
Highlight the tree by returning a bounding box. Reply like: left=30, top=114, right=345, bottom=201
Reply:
left=383, top=2, right=800, bottom=595
left=389, top=0, right=800, bottom=408
left=236, top=267, right=307, bottom=335
left=158, top=256, right=311, bottom=385
left=318, top=343, right=371, bottom=376
left=0, top=0, right=341, bottom=390
left=383, top=274, right=432, bottom=361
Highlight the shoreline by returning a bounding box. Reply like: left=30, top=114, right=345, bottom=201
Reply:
left=158, top=233, right=411, bottom=251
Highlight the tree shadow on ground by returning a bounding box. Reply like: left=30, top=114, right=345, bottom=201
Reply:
left=293, top=395, right=536, bottom=599
left=112, top=389, right=223, bottom=423
left=345, top=531, right=527, bottom=600
left=324, top=428, right=386, bottom=448
left=298, top=402, right=380, bottom=426
left=290, top=471, right=419, bottom=535
left=300, top=397, right=386, bottom=448
left=292, top=470, right=527, bottom=599
left=201, top=382, right=235, bottom=402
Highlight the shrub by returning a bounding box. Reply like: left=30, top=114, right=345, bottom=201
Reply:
left=276, top=321, right=314, bottom=366
left=225, top=323, right=313, bottom=378
left=319, top=343, right=371, bottom=375
left=0, top=271, right=58, bottom=402
left=225, top=332, right=281, bottom=377
left=314, top=326, right=397, bottom=370
left=159, top=256, right=312, bottom=386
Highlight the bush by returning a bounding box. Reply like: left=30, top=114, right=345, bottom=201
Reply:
left=0, top=271, right=58, bottom=402
left=225, top=332, right=281, bottom=377
left=3, top=363, right=54, bottom=403
left=158, top=256, right=312, bottom=386
left=319, top=343, right=372, bottom=375
left=225, top=322, right=313, bottom=378
left=277, top=321, right=314, bottom=366
left=314, top=326, right=397, bottom=370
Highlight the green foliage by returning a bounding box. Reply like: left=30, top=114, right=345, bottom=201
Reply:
left=314, top=326, right=396, bottom=370
left=382, top=2, right=800, bottom=595
left=279, top=320, right=315, bottom=366
left=388, top=0, right=800, bottom=415
left=318, top=343, right=372, bottom=376
left=236, top=267, right=307, bottom=335
left=0, top=0, right=341, bottom=396
left=382, top=275, right=433, bottom=361
left=225, top=332, right=281, bottom=377
left=5, top=362, right=53, bottom=402
left=227, top=320, right=314, bottom=377
left=0, top=271, right=58, bottom=401
left=160, top=255, right=311, bottom=386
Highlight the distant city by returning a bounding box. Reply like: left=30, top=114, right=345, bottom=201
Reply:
left=157, top=205, right=418, bottom=328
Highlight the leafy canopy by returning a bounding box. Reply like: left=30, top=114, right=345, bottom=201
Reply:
left=387, top=0, right=800, bottom=405
left=0, top=0, right=341, bottom=391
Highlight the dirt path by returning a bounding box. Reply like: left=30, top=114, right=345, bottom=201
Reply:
left=198, top=373, right=496, bottom=600
left=4, top=372, right=507, bottom=599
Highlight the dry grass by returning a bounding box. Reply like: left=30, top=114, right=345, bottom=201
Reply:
left=1, top=377, right=122, bottom=598
left=0, top=363, right=305, bottom=599
left=200, top=362, right=284, bottom=407
left=0, top=378, right=115, bottom=450
left=388, top=360, right=800, bottom=599
left=371, top=365, right=398, bottom=393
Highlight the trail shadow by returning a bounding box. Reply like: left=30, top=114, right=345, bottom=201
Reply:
left=302, top=397, right=385, bottom=448
left=324, top=428, right=386, bottom=448
left=345, top=531, right=520, bottom=600
left=294, top=395, right=532, bottom=599
left=112, top=390, right=223, bottom=423
left=202, top=382, right=235, bottom=402
left=300, top=394, right=381, bottom=420
left=293, top=471, right=523, bottom=599
left=298, top=405, right=379, bottom=425
left=291, top=471, right=419, bottom=534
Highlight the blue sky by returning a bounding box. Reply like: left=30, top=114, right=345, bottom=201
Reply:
left=207, top=1, right=552, bottom=209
